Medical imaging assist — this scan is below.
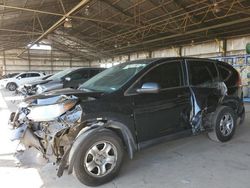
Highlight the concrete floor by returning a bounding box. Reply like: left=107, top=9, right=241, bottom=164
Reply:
left=0, top=89, right=250, bottom=188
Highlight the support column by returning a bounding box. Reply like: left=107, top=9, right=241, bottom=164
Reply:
left=148, top=51, right=152, bottom=58
left=222, top=39, right=227, bottom=57
left=3, top=51, right=6, bottom=74
left=50, top=49, right=53, bottom=73
left=27, top=49, right=31, bottom=71
left=179, top=46, right=183, bottom=57
left=69, top=55, right=72, bottom=68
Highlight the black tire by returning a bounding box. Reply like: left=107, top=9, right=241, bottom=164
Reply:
left=73, top=129, right=124, bottom=186
left=239, top=106, right=245, bottom=125
left=8, top=82, right=17, bottom=91
left=208, top=106, right=236, bottom=142
left=6, top=83, right=10, bottom=89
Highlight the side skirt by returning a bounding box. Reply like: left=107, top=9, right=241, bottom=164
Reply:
left=138, top=129, right=193, bottom=150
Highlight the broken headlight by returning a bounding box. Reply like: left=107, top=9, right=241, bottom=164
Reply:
left=27, top=99, right=77, bottom=122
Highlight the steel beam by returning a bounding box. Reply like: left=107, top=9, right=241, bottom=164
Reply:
left=0, top=28, right=42, bottom=34
left=18, top=0, right=91, bottom=57
left=0, top=4, right=135, bottom=26
left=104, top=16, right=250, bottom=53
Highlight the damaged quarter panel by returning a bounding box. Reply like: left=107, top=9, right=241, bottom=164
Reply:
left=187, top=59, right=222, bottom=112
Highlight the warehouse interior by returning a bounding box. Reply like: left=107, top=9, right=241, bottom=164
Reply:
left=0, top=0, right=250, bottom=72
left=0, top=0, right=250, bottom=188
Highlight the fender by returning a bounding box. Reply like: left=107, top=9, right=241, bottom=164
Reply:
left=66, top=120, right=137, bottom=175
left=221, top=95, right=243, bottom=115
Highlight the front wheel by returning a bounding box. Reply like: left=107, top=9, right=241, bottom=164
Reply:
left=8, top=82, right=17, bottom=91
left=208, top=106, right=236, bottom=142
left=73, top=129, right=124, bottom=186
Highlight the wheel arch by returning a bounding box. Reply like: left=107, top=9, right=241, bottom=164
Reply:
left=220, top=97, right=243, bottom=115
left=66, top=120, right=137, bottom=176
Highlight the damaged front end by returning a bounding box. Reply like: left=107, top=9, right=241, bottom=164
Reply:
left=10, top=94, right=84, bottom=166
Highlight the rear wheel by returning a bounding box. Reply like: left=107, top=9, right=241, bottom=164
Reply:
left=208, top=106, right=236, bottom=142
left=8, top=82, right=17, bottom=91
left=73, top=129, right=124, bottom=186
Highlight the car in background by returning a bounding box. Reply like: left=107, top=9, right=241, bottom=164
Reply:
left=0, top=73, right=19, bottom=80
left=0, top=73, right=19, bottom=88
left=17, top=74, right=53, bottom=96
left=10, top=57, right=245, bottom=186
left=36, top=67, right=105, bottom=94
left=1, top=72, right=46, bottom=91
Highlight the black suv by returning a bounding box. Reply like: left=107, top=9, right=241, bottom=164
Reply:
left=10, top=58, right=245, bottom=186
left=35, top=67, right=105, bottom=94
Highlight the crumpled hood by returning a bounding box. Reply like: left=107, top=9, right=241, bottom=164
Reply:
left=24, top=88, right=104, bottom=105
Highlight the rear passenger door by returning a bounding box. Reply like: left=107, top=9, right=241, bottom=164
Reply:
left=187, top=60, right=221, bottom=112
left=26, top=73, right=41, bottom=83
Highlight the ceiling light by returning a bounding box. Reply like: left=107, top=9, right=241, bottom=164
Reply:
left=213, top=2, right=221, bottom=13
left=191, top=40, right=194, bottom=46
left=84, top=5, right=90, bottom=16
left=64, top=18, right=72, bottom=28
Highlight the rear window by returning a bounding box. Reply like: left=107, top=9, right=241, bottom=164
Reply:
left=217, top=63, right=237, bottom=86
left=188, top=60, right=219, bottom=87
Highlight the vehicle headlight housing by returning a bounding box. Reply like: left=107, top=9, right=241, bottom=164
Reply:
left=27, top=99, right=77, bottom=122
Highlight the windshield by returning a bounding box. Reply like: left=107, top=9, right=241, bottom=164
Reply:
left=79, top=62, right=147, bottom=93
left=49, top=68, right=77, bottom=80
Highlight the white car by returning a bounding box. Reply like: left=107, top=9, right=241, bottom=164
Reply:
left=1, top=72, right=46, bottom=91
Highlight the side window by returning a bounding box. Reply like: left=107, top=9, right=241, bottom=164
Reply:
left=89, top=70, right=100, bottom=77
left=140, top=61, right=183, bottom=89
left=29, top=73, right=40, bottom=77
left=217, top=64, right=232, bottom=82
left=19, top=74, right=27, bottom=78
left=217, top=64, right=237, bottom=86
left=188, top=61, right=218, bottom=86
left=79, top=70, right=89, bottom=79
left=70, top=70, right=89, bottom=80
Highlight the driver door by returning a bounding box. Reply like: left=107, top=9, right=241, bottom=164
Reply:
left=132, top=61, right=191, bottom=143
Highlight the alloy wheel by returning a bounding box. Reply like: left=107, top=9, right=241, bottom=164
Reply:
left=83, top=141, right=117, bottom=177
left=219, top=113, right=234, bottom=136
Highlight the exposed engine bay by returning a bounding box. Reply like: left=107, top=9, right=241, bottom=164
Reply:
left=10, top=95, right=83, bottom=163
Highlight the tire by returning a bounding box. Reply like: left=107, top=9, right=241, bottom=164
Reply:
left=73, top=129, right=124, bottom=186
left=6, top=83, right=10, bottom=90
left=239, top=106, right=245, bottom=125
left=8, top=82, right=17, bottom=91
left=208, top=106, right=236, bottom=142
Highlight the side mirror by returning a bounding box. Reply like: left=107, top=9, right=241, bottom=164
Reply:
left=65, top=77, right=71, bottom=81
left=17, top=77, right=21, bottom=80
left=136, top=82, right=160, bottom=94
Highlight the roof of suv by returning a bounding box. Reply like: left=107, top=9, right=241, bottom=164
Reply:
left=124, top=57, right=215, bottom=65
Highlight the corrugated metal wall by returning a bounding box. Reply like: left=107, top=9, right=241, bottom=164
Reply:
left=0, top=49, right=92, bottom=75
